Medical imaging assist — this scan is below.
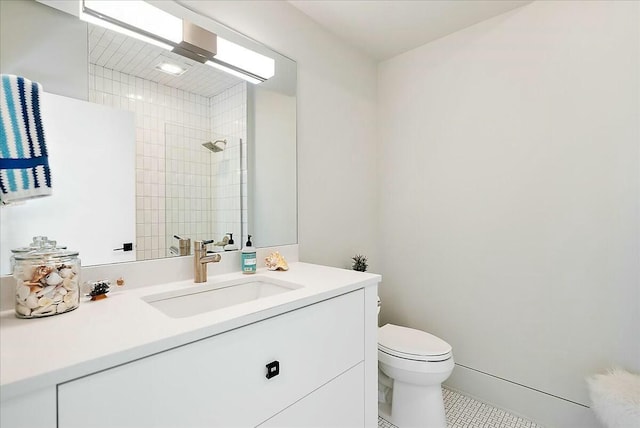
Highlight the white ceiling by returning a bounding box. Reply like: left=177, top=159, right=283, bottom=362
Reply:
left=288, top=0, right=533, bottom=61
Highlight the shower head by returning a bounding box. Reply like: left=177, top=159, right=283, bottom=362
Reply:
left=202, top=139, right=227, bottom=153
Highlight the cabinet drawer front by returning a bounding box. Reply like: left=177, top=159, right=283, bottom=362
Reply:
left=258, top=362, right=365, bottom=428
left=58, top=290, right=364, bottom=428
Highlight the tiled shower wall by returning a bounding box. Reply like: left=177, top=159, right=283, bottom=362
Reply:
left=89, top=64, right=246, bottom=260
left=209, top=84, right=247, bottom=245
left=165, top=123, right=214, bottom=250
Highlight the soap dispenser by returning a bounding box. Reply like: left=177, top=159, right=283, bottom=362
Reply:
left=241, top=235, right=257, bottom=274
left=224, top=233, right=238, bottom=251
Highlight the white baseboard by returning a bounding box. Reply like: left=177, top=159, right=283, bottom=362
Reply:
left=445, top=364, right=602, bottom=428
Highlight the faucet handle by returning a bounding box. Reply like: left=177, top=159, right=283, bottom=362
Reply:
left=194, top=240, right=214, bottom=252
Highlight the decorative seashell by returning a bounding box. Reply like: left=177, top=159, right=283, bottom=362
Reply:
left=45, top=272, right=63, bottom=286
left=265, top=251, right=289, bottom=271
left=36, top=285, right=56, bottom=297
left=27, top=283, right=43, bottom=294
left=56, top=302, right=68, bottom=313
left=33, top=305, right=56, bottom=316
left=64, top=291, right=78, bottom=304
left=37, top=296, right=54, bottom=308
left=59, top=267, right=73, bottom=278
left=52, top=292, right=64, bottom=303
left=63, top=277, right=76, bottom=291
left=25, top=294, right=39, bottom=309
left=31, top=266, right=53, bottom=282
left=16, top=304, right=31, bottom=316
left=58, top=287, right=68, bottom=296
left=21, top=265, right=35, bottom=281
left=16, top=284, right=30, bottom=302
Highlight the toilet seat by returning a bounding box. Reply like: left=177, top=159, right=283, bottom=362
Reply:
left=378, top=324, right=452, bottom=362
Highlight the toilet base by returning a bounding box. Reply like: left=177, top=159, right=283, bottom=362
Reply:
left=382, top=381, right=446, bottom=428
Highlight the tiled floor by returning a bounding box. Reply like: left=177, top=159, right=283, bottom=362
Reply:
left=378, top=387, right=543, bottom=428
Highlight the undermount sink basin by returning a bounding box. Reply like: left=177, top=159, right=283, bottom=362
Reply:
left=142, top=276, right=302, bottom=318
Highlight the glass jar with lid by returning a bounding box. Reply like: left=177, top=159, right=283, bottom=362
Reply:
left=13, top=248, right=81, bottom=318
left=9, top=236, right=67, bottom=274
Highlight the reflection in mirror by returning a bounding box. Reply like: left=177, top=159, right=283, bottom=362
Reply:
left=0, top=0, right=296, bottom=274
left=87, top=23, right=246, bottom=261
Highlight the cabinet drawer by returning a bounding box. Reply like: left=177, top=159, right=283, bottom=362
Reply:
left=58, top=290, right=364, bottom=428
left=258, top=362, right=365, bottom=428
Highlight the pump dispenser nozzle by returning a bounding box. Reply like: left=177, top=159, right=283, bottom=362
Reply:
left=224, top=233, right=238, bottom=251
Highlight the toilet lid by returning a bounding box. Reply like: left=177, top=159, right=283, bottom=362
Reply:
left=378, top=324, right=452, bottom=361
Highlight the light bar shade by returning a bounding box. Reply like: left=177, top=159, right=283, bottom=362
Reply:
left=79, top=12, right=173, bottom=50
left=216, top=38, right=275, bottom=80
left=205, top=61, right=262, bottom=84
left=82, top=1, right=182, bottom=45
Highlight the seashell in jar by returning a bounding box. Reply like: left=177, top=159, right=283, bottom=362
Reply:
left=20, top=265, right=36, bottom=281
left=44, top=272, right=63, bottom=286
left=31, top=266, right=53, bottom=283
left=37, top=296, right=54, bottom=308
left=52, top=292, right=64, bottom=303
left=59, top=267, right=73, bottom=278
left=25, top=294, right=39, bottom=309
left=23, top=281, right=43, bottom=293
left=16, top=284, right=30, bottom=302
left=36, top=285, right=56, bottom=297
left=16, top=304, right=31, bottom=317
left=63, top=277, right=77, bottom=291
left=56, top=302, right=68, bottom=313
left=33, top=304, right=56, bottom=316
left=64, top=291, right=78, bottom=305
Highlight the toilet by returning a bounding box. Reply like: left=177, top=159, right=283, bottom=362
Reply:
left=378, top=321, right=454, bottom=428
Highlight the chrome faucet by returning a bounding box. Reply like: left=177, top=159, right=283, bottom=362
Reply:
left=194, top=240, right=221, bottom=283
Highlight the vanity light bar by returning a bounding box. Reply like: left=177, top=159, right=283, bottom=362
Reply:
left=215, top=38, right=275, bottom=81
left=205, top=60, right=264, bottom=85
left=79, top=0, right=275, bottom=83
left=80, top=0, right=181, bottom=50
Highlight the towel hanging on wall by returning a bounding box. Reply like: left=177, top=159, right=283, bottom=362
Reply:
left=0, top=74, right=52, bottom=204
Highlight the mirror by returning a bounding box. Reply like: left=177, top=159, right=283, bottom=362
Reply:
left=0, top=0, right=297, bottom=274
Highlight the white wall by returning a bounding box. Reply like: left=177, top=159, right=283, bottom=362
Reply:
left=0, top=0, right=87, bottom=101
left=378, top=1, right=639, bottom=426
left=180, top=1, right=380, bottom=271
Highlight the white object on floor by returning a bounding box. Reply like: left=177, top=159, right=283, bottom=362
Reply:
left=587, top=368, right=640, bottom=428
left=378, top=323, right=454, bottom=428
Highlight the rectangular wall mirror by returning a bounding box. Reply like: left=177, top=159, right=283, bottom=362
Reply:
left=0, top=0, right=297, bottom=274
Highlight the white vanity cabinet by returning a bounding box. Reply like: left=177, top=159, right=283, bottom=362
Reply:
left=0, top=386, right=56, bottom=428
left=57, top=290, right=365, bottom=427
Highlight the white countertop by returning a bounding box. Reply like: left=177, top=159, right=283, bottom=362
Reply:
left=0, top=262, right=380, bottom=401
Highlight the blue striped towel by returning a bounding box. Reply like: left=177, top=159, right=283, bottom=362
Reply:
left=0, top=74, right=52, bottom=204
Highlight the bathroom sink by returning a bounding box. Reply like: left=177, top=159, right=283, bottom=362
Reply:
left=143, top=277, right=302, bottom=318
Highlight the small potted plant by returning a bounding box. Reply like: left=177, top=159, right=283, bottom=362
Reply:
left=351, top=254, right=368, bottom=272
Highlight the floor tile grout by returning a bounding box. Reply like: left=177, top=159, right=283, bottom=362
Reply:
left=378, top=387, right=543, bottom=428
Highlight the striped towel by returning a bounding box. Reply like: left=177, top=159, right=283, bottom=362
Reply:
left=0, top=74, right=52, bottom=204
